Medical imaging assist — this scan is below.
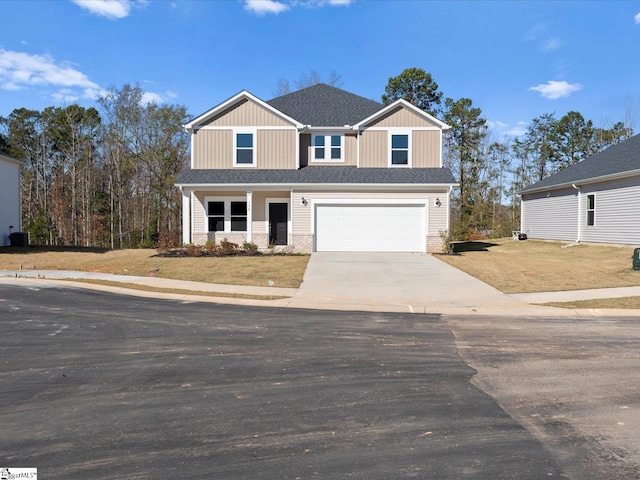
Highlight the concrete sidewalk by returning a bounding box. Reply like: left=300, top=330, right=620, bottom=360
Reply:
left=2, top=254, right=640, bottom=316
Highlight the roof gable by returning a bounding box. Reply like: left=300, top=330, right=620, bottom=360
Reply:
left=355, top=99, right=450, bottom=130
left=520, top=133, right=640, bottom=193
left=267, top=84, right=383, bottom=127
left=184, top=90, right=302, bottom=132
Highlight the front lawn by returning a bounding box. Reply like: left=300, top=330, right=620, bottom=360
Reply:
left=0, top=247, right=309, bottom=289
left=437, top=238, right=640, bottom=294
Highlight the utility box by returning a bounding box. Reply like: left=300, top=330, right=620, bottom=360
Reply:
left=633, top=248, right=640, bottom=271
left=9, top=232, right=29, bottom=247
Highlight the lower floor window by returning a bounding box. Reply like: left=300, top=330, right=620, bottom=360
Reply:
left=586, top=194, right=595, bottom=226
left=207, top=199, right=248, bottom=232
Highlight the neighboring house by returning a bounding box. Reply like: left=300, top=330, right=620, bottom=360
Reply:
left=0, top=153, right=23, bottom=246
left=175, top=84, right=456, bottom=253
left=519, top=133, right=640, bottom=245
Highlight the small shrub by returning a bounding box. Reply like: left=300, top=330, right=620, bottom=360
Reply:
left=439, top=229, right=453, bottom=255
left=242, top=241, right=260, bottom=255
left=186, top=243, right=203, bottom=257
left=219, top=239, right=240, bottom=256
left=203, top=240, right=218, bottom=256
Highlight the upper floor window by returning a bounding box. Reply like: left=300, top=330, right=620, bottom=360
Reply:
left=235, top=131, right=255, bottom=166
left=313, top=134, right=343, bottom=162
left=390, top=134, right=409, bottom=166
left=586, top=194, right=595, bottom=226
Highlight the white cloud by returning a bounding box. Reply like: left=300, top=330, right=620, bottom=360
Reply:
left=243, top=0, right=289, bottom=15
left=529, top=80, right=582, bottom=99
left=242, top=0, right=353, bottom=15
left=635, top=12, right=640, bottom=24
left=0, top=48, right=101, bottom=102
left=541, top=38, right=563, bottom=51
left=141, top=91, right=165, bottom=105
left=71, top=0, right=132, bottom=19
left=487, top=120, right=528, bottom=137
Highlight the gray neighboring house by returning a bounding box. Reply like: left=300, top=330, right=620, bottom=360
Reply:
left=176, top=84, right=457, bottom=253
left=519, top=133, right=640, bottom=245
left=0, top=153, right=23, bottom=246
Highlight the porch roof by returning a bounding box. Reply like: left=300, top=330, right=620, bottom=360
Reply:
left=176, top=166, right=457, bottom=187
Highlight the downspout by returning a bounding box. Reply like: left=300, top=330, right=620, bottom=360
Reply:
left=572, top=184, right=581, bottom=243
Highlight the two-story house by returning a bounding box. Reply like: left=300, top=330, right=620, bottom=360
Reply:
left=176, top=84, right=456, bottom=253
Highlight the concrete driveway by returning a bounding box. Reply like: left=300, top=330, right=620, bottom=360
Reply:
left=288, top=252, right=553, bottom=315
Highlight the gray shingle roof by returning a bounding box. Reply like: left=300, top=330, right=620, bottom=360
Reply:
left=176, top=166, right=456, bottom=186
left=520, top=133, right=640, bottom=193
left=266, top=84, right=384, bottom=126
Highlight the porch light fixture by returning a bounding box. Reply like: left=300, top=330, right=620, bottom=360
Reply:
left=301, top=197, right=308, bottom=206
left=435, top=198, right=441, bottom=207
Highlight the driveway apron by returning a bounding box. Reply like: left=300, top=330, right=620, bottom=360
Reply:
left=289, top=252, right=528, bottom=313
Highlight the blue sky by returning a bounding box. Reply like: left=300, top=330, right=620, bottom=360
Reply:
left=1, top=0, right=640, bottom=138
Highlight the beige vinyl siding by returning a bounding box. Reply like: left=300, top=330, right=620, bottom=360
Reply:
left=521, top=188, right=578, bottom=241
left=359, top=130, right=387, bottom=168
left=192, top=130, right=233, bottom=169
left=428, top=194, right=449, bottom=235
left=413, top=130, right=441, bottom=168
left=203, top=99, right=291, bottom=127
left=580, top=176, right=640, bottom=244
left=257, top=130, right=296, bottom=169
left=344, top=134, right=357, bottom=166
left=364, top=106, right=441, bottom=128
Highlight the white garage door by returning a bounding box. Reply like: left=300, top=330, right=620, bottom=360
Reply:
left=315, top=204, right=426, bottom=252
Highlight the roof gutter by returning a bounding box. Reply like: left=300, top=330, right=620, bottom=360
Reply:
left=519, top=167, right=640, bottom=195
left=572, top=183, right=581, bottom=243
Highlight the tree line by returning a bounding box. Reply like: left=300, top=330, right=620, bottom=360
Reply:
left=0, top=72, right=634, bottom=248
left=0, top=84, right=189, bottom=248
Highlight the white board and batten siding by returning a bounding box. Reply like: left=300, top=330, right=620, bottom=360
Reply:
left=580, top=176, right=640, bottom=245
left=521, top=187, right=578, bottom=241
left=0, top=154, right=22, bottom=246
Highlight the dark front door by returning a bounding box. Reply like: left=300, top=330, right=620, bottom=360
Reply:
left=269, top=203, right=288, bottom=245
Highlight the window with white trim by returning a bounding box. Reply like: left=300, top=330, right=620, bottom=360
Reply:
left=586, top=194, right=595, bottom=226
left=390, top=134, right=409, bottom=166
left=312, top=134, right=343, bottom=162
left=234, top=131, right=255, bottom=166
left=207, top=198, right=248, bottom=232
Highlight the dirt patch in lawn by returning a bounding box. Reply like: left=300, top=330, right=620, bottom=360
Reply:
left=436, top=238, right=640, bottom=294
left=0, top=247, right=308, bottom=289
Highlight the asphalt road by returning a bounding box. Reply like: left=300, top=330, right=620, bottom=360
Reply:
left=0, top=283, right=563, bottom=479
left=449, top=314, right=640, bottom=480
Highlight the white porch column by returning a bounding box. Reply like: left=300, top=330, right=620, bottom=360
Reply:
left=246, top=190, right=253, bottom=242
left=182, top=189, right=191, bottom=245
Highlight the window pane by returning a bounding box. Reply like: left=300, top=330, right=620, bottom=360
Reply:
left=314, top=135, right=325, bottom=147
left=230, top=201, right=247, bottom=216
left=392, top=134, right=408, bottom=149
left=208, top=201, right=224, bottom=216
left=237, top=133, right=253, bottom=148
left=315, top=147, right=325, bottom=159
left=392, top=150, right=408, bottom=165
left=208, top=217, right=224, bottom=232
left=587, top=211, right=595, bottom=226
left=331, top=135, right=341, bottom=147
left=231, top=218, right=247, bottom=231
left=237, top=149, right=253, bottom=164
left=331, top=147, right=341, bottom=159
left=587, top=195, right=595, bottom=210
